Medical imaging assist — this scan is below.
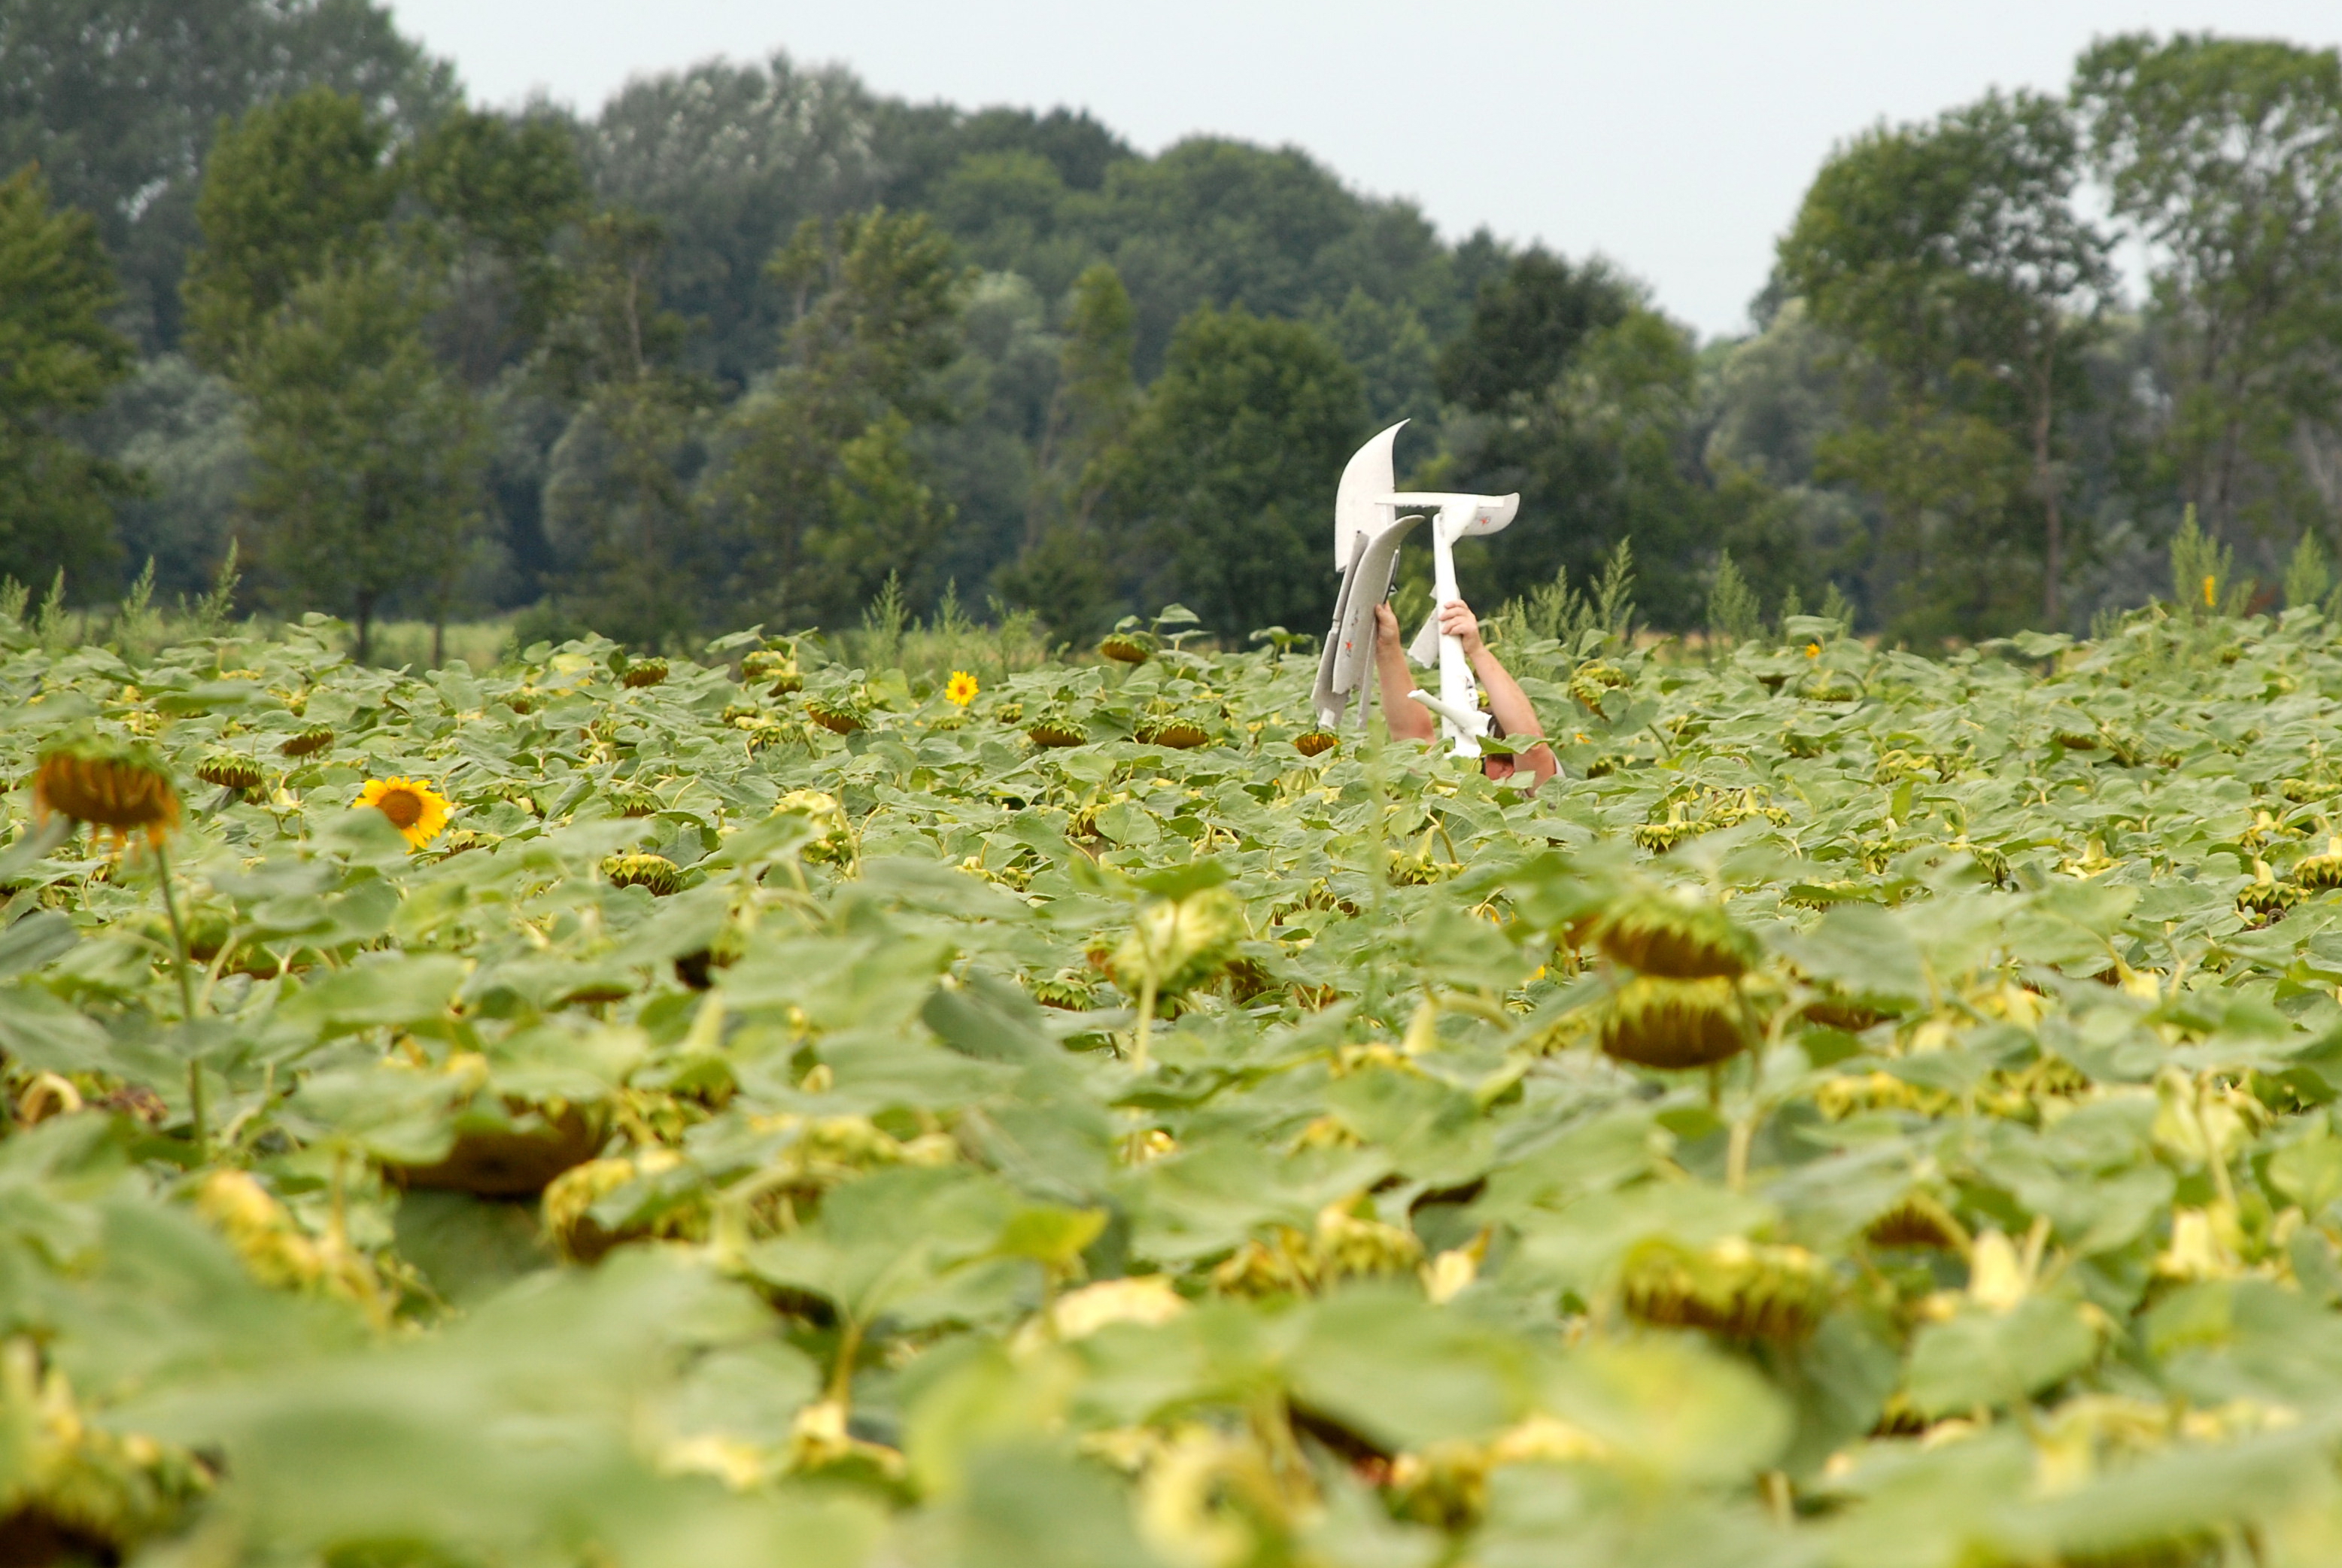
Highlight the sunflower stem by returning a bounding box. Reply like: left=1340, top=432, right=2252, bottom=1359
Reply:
left=1133, top=971, right=1159, bottom=1074
left=153, top=838, right=204, bottom=1153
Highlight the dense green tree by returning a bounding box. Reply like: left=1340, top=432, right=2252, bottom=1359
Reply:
left=1032, top=263, right=1140, bottom=542
left=0, top=0, right=454, bottom=349
left=404, top=106, right=590, bottom=385
left=583, top=54, right=883, bottom=387
left=995, top=263, right=1140, bottom=639
left=182, top=86, right=597, bottom=640
left=1438, top=251, right=1768, bottom=627
left=0, top=163, right=137, bottom=589
left=1777, top=89, right=2114, bottom=629
left=1435, top=250, right=1634, bottom=414
left=1092, top=305, right=1366, bottom=638
left=887, top=111, right=1475, bottom=392
left=1080, top=138, right=1462, bottom=380
left=1696, top=302, right=1876, bottom=616
left=538, top=210, right=711, bottom=649
left=237, top=254, right=485, bottom=661
left=913, top=271, right=1059, bottom=600
left=91, top=354, right=248, bottom=602
left=876, top=102, right=1132, bottom=209
left=2075, top=33, right=2342, bottom=543
left=1317, top=287, right=1439, bottom=430
left=181, top=85, right=399, bottom=369
left=708, top=208, right=969, bottom=627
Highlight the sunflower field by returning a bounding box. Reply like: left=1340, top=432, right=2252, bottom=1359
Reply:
left=18, top=600, right=2342, bottom=1566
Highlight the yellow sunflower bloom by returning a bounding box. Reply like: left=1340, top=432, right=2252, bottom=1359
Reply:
left=356, top=776, right=452, bottom=849
left=945, top=670, right=980, bottom=707
left=1804, top=642, right=1821, bottom=659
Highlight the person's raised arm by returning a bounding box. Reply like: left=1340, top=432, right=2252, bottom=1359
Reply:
left=1374, top=601, right=1435, bottom=743
left=1440, top=600, right=1560, bottom=788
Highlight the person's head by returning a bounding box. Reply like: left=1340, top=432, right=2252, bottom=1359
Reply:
left=1481, top=716, right=1517, bottom=781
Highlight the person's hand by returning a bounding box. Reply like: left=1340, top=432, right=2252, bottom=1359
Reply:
left=1438, top=600, right=1484, bottom=656
left=1373, top=600, right=1400, bottom=646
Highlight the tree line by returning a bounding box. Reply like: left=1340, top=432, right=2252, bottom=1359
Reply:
left=4, top=1, right=2340, bottom=652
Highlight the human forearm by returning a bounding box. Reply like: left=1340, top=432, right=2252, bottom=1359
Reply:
left=1470, top=647, right=1542, bottom=740
left=1472, top=646, right=1558, bottom=785
left=1378, top=637, right=1434, bottom=741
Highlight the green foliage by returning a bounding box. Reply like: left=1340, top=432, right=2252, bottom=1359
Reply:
left=0, top=163, right=138, bottom=588
left=402, top=105, right=591, bottom=381
left=1092, top=305, right=1367, bottom=639
left=13, top=597, right=2342, bottom=1561
left=542, top=372, right=708, bottom=653
left=1435, top=249, right=1634, bottom=414
left=1500, top=537, right=1639, bottom=654
left=533, top=208, right=709, bottom=649
left=710, top=208, right=971, bottom=630
left=0, top=0, right=457, bottom=350
left=2075, top=32, right=2342, bottom=540
left=236, top=253, right=487, bottom=660
left=79, top=353, right=247, bottom=605
left=828, top=577, right=1049, bottom=688
left=582, top=53, right=886, bottom=387
left=2168, top=504, right=2248, bottom=618
left=1704, top=550, right=1763, bottom=652
left=2285, top=530, right=2331, bottom=610
left=989, top=265, right=1141, bottom=644
left=1777, top=87, right=2113, bottom=633
left=1438, top=258, right=1756, bottom=627
left=180, top=85, right=401, bottom=369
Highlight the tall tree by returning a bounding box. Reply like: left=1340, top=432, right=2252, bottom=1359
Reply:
left=236, top=253, right=484, bottom=662
left=403, top=106, right=590, bottom=387
left=1031, top=262, right=1139, bottom=546
left=182, top=87, right=596, bottom=656
left=1435, top=249, right=1633, bottom=415
left=583, top=53, right=882, bottom=387
left=1092, top=305, right=1365, bottom=638
left=0, top=0, right=454, bottom=349
left=708, top=208, right=969, bottom=628
left=539, top=210, right=711, bottom=650
left=181, top=84, right=399, bottom=369
left=2075, top=33, right=2342, bottom=543
left=1438, top=251, right=1765, bottom=627
left=1777, top=89, right=2113, bottom=626
left=995, top=263, right=1140, bottom=640
left=0, top=163, right=136, bottom=588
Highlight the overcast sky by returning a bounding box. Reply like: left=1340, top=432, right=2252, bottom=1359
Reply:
left=386, top=1, right=2341, bottom=340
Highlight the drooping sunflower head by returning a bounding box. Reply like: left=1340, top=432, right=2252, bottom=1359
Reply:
left=740, top=649, right=790, bottom=682
left=621, top=657, right=670, bottom=689
left=196, top=752, right=264, bottom=794
left=607, top=783, right=663, bottom=819
left=1618, top=1236, right=1831, bottom=1345
left=1026, top=716, right=1087, bottom=749
left=34, top=734, right=181, bottom=846
left=2296, top=836, right=2342, bottom=891
left=603, top=852, right=685, bottom=896
left=356, top=776, right=452, bottom=849
left=1597, top=974, right=1752, bottom=1070
left=1098, top=633, right=1153, bottom=665
left=806, top=696, right=865, bottom=734
left=1593, top=895, right=1757, bottom=980
left=1135, top=717, right=1210, bottom=750
left=280, top=723, right=335, bottom=758
left=945, top=670, right=980, bottom=707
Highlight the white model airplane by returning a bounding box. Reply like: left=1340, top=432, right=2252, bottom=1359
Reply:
left=1310, top=421, right=1520, bottom=756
